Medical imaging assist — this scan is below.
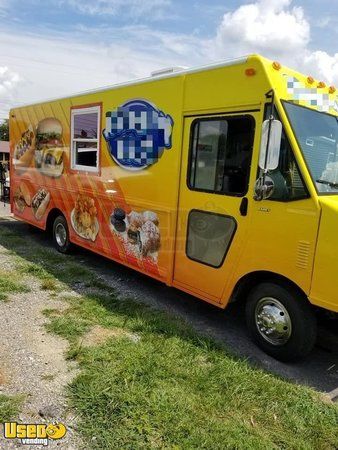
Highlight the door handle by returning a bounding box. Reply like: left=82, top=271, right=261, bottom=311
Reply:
left=240, top=197, right=248, bottom=216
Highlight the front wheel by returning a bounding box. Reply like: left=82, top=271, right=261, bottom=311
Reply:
left=246, top=282, right=317, bottom=362
left=53, top=215, right=71, bottom=254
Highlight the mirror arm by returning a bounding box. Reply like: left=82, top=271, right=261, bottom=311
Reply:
left=253, top=177, right=264, bottom=201
left=265, top=88, right=275, bottom=103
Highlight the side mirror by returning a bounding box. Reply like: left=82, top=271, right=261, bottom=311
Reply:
left=254, top=175, right=275, bottom=201
left=259, top=119, right=282, bottom=171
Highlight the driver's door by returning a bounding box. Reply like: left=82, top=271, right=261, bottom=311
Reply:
left=173, top=112, right=259, bottom=303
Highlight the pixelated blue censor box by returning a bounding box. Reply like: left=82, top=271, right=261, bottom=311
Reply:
left=103, top=99, right=174, bottom=170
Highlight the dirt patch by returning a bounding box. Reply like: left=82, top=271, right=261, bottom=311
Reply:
left=0, top=369, right=7, bottom=386
left=81, top=325, right=140, bottom=347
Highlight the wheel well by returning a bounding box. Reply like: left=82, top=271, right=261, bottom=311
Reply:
left=46, top=208, right=65, bottom=234
left=230, top=271, right=309, bottom=305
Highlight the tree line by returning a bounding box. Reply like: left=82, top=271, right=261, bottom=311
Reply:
left=0, top=120, right=9, bottom=141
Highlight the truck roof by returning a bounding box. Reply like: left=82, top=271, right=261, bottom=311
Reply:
left=10, top=54, right=338, bottom=117
left=11, top=55, right=252, bottom=111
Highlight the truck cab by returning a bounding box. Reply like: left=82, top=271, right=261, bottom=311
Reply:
left=173, top=56, right=338, bottom=360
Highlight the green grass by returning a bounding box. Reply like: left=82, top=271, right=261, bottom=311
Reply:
left=41, top=278, right=59, bottom=291
left=0, top=270, right=30, bottom=301
left=0, top=394, right=23, bottom=422
left=44, top=292, right=338, bottom=450
left=15, top=253, right=103, bottom=289
left=17, top=261, right=53, bottom=280
left=0, top=226, right=26, bottom=247
left=1, top=223, right=338, bottom=449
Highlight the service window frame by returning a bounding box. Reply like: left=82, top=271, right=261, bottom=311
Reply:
left=70, top=104, right=101, bottom=173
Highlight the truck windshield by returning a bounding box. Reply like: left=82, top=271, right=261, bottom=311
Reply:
left=283, top=101, right=338, bottom=194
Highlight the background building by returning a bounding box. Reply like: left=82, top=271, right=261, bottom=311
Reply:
left=0, top=141, right=10, bottom=166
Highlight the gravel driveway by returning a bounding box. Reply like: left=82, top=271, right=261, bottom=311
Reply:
left=0, top=241, right=80, bottom=446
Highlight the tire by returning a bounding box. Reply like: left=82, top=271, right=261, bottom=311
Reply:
left=245, top=282, right=317, bottom=362
left=53, top=215, right=71, bottom=254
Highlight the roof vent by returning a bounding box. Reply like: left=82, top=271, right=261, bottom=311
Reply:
left=150, top=66, right=187, bottom=77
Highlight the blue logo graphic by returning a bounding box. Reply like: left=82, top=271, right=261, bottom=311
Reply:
left=103, top=99, right=174, bottom=170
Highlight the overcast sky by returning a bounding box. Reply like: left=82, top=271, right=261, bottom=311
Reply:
left=1, top=0, right=338, bottom=118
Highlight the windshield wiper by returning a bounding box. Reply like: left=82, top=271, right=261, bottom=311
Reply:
left=316, top=179, right=338, bottom=188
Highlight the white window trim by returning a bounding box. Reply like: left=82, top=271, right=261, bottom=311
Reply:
left=71, top=106, right=100, bottom=173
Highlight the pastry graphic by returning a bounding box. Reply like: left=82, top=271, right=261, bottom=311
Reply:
left=111, top=208, right=160, bottom=260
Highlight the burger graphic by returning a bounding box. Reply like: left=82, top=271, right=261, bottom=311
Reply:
left=35, top=118, right=64, bottom=177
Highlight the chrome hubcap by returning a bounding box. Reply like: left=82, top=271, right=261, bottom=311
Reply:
left=55, top=223, right=67, bottom=247
left=255, top=297, right=292, bottom=346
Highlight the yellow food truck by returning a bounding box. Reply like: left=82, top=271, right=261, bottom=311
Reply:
left=10, top=54, right=338, bottom=361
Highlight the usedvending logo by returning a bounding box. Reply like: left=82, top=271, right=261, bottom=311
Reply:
left=103, top=99, right=173, bottom=170
left=3, top=421, right=66, bottom=446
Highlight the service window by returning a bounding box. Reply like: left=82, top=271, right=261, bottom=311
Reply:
left=71, top=106, right=100, bottom=172
left=188, top=116, right=254, bottom=196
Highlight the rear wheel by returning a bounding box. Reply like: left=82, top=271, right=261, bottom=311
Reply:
left=53, top=215, right=71, bottom=254
left=245, top=282, right=317, bottom=362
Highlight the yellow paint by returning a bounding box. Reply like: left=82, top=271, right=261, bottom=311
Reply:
left=310, top=197, right=338, bottom=312
left=9, top=55, right=338, bottom=314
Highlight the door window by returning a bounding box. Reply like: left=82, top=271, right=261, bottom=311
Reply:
left=188, top=116, right=254, bottom=196
left=186, top=210, right=236, bottom=267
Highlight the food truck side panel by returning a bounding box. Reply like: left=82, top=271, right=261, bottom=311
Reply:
left=10, top=76, right=185, bottom=284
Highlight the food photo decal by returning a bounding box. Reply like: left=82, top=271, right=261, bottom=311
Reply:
left=32, top=188, right=51, bottom=220
left=13, top=182, right=31, bottom=213
left=111, top=208, right=161, bottom=261
left=71, top=195, right=99, bottom=242
left=13, top=127, right=36, bottom=169
left=13, top=117, right=65, bottom=177
left=35, top=118, right=64, bottom=178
